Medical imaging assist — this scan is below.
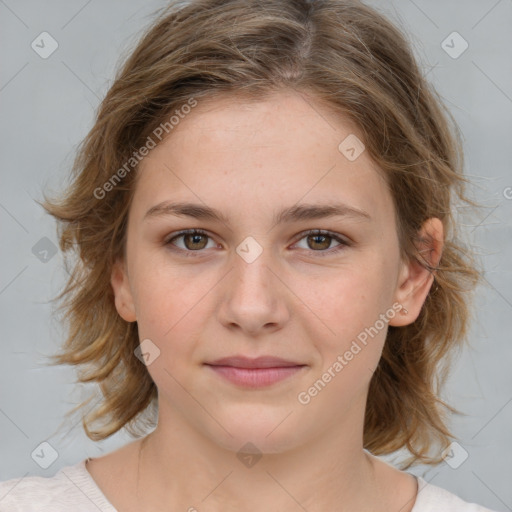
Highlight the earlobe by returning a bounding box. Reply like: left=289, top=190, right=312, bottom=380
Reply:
left=389, top=217, right=443, bottom=327
left=111, top=257, right=137, bottom=322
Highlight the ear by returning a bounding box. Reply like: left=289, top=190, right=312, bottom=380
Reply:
left=389, top=217, right=443, bottom=327
left=111, top=256, right=137, bottom=322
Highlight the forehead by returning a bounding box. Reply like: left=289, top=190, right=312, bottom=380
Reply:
left=132, top=90, right=393, bottom=225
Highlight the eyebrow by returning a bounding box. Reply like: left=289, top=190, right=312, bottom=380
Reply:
left=144, top=201, right=371, bottom=225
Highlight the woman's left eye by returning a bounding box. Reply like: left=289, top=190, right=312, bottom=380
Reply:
left=293, top=230, right=350, bottom=255
left=164, top=229, right=350, bottom=256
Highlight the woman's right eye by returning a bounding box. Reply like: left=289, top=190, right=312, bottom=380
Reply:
left=164, top=229, right=217, bottom=255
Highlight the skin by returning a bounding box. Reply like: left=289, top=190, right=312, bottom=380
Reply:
left=86, top=89, right=443, bottom=512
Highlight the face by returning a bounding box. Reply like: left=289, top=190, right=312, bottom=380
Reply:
left=111, top=89, right=432, bottom=454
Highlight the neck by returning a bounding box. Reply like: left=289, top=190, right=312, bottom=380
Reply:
left=134, top=409, right=388, bottom=511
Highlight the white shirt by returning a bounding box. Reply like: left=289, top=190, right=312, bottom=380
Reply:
left=0, top=459, right=498, bottom=511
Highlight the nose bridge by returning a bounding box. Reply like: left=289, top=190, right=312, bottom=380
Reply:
left=217, top=238, right=288, bottom=333
left=231, top=240, right=275, bottom=299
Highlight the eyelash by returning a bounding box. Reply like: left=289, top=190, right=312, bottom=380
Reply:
left=164, top=229, right=351, bottom=258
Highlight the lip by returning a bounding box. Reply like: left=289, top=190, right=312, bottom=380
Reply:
left=206, top=355, right=304, bottom=368
left=204, top=356, right=307, bottom=388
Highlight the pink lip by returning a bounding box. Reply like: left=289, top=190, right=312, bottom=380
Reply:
left=207, top=355, right=303, bottom=368
left=205, top=356, right=307, bottom=388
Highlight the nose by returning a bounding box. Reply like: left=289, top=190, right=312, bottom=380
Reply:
left=216, top=250, right=290, bottom=336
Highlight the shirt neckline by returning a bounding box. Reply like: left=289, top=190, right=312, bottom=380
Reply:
left=411, top=476, right=435, bottom=511
left=77, top=457, right=118, bottom=511
left=80, top=457, right=432, bottom=512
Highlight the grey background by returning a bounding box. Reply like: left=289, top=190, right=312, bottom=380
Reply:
left=0, top=0, right=511, bottom=510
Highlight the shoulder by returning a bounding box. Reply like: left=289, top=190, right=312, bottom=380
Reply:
left=412, top=477, right=499, bottom=512
left=0, top=459, right=117, bottom=512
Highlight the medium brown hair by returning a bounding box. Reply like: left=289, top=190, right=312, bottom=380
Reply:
left=41, top=0, right=480, bottom=468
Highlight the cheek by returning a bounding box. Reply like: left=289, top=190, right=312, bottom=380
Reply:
left=305, top=262, right=394, bottom=342
left=298, top=262, right=399, bottom=394
left=129, top=262, right=216, bottom=361
left=298, top=268, right=394, bottom=407
left=130, top=247, right=200, bottom=318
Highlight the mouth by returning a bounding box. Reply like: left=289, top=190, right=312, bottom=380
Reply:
left=204, top=355, right=307, bottom=388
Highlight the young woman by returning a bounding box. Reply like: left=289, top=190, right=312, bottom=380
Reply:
left=0, top=0, right=497, bottom=510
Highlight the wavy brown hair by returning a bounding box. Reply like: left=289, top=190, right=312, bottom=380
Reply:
left=40, top=0, right=480, bottom=468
